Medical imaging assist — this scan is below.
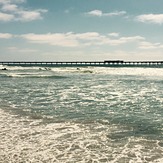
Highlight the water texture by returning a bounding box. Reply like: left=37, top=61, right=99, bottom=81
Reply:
left=0, top=65, right=163, bottom=163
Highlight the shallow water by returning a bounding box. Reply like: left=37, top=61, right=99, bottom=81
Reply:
left=0, top=65, right=163, bottom=162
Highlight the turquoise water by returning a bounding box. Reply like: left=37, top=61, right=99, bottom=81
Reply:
left=0, top=65, right=163, bottom=162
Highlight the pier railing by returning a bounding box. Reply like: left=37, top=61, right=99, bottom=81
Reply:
left=1, top=61, right=163, bottom=67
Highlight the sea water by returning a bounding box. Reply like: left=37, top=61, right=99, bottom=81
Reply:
left=0, top=65, right=163, bottom=163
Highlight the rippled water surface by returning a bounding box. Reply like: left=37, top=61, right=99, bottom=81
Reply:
left=0, top=65, right=163, bottom=162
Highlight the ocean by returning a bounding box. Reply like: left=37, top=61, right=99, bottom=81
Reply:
left=0, top=65, right=163, bottom=163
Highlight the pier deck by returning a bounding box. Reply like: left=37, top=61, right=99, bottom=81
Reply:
left=1, top=61, right=163, bottom=67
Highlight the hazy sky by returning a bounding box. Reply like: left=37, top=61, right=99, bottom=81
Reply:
left=0, top=0, right=163, bottom=61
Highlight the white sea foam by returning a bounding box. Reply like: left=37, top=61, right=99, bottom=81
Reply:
left=92, top=67, right=163, bottom=77
left=1, top=64, right=163, bottom=77
left=0, top=109, right=162, bottom=163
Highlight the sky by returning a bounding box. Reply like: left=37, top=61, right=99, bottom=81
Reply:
left=0, top=0, right=163, bottom=61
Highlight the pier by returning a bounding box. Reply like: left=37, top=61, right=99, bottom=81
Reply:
left=1, top=61, right=163, bottom=67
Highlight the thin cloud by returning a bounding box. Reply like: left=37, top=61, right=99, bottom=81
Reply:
left=0, top=0, right=47, bottom=22
left=0, top=0, right=26, bottom=3
left=139, top=41, right=163, bottom=49
left=86, top=10, right=126, bottom=17
left=4, top=32, right=163, bottom=52
left=86, top=10, right=102, bottom=17
left=108, top=33, right=119, bottom=37
left=136, top=14, right=163, bottom=24
left=21, top=33, right=80, bottom=47
left=8, top=46, right=38, bottom=53
left=16, top=9, right=47, bottom=22
left=2, top=4, right=18, bottom=11
left=0, top=33, right=13, bottom=38
left=0, top=12, right=14, bottom=21
left=20, top=32, right=145, bottom=47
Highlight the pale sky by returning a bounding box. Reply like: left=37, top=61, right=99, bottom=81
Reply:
left=0, top=0, right=163, bottom=61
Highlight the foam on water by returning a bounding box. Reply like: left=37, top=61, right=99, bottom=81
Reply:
left=93, top=67, right=163, bottom=77
left=0, top=109, right=163, bottom=163
left=1, top=64, right=163, bottom=77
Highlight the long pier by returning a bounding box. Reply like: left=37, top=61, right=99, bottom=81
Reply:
left=1, top=61, right=163, bottom=67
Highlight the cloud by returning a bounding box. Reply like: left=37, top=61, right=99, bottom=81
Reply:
left=0, top=0, right=25, bottom=5
left=136, top=14, right=163, bottom=24
left=0, top=0, right=47, bottom=22
left=3, top=32, right=162, bottom=53
left=139, top=41, right=163, bottom=49
left=97, top=36, right=144, bottom=46
left=0, top=12, right=14, bottom=21
left=20, top=32, right=145, bottom=47
left=75, top=32, right=100, bottom=40
left=108, top=33, right=119, bottom=37
left=21, top=33, right=80, bottom=47
left=16, top=9, right=47, bottom=22
left=0, top=33, right=13, bottom=38
left=86, top=10, right=126, bottom=17
left=2, top=4, right=18, bottom=11
left=8, top=46, right=38, bottom=53
left=86, top=10, right=102, bottom=17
